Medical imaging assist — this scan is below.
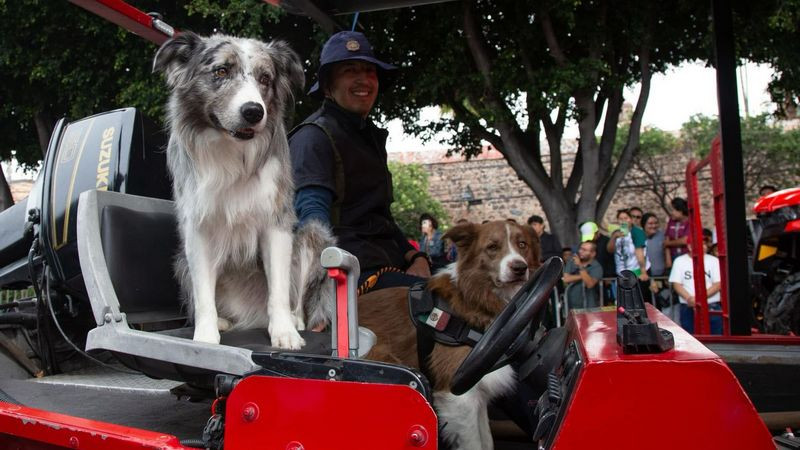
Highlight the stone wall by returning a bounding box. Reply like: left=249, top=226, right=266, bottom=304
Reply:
left=388, top=143, right=722, bottom=239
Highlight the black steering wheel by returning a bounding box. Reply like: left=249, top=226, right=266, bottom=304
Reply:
left=450, top=257, right=564, bottom=395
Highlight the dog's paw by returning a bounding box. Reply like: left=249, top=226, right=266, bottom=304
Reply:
left=217, top=317, right=232, bottom=332
left=269, top=316, right=305, bottom=350
left=193, top=325, right=221, bottom=345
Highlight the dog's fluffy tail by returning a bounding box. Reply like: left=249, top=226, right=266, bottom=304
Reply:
left=292, top=220, right=336, bottom=330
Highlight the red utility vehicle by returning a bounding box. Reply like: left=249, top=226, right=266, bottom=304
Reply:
left=752, top=187, right=800, bottom=335
left=0, top=1, right=795, bottom=449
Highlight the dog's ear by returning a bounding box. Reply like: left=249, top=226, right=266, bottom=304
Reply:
left=153, top=31, right=204, bottom=88
left=267, top=40, right=305, bottom=103
left=444, top=223, right=479, bottom=253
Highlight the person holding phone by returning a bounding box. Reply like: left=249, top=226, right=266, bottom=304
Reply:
left=607, top=208, right=651, bottom=301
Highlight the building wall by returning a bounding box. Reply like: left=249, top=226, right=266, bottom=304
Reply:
left=389, top=144, right=722, bottom=239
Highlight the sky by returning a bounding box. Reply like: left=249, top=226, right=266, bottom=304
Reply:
left=385, top=61, right=775, bottom=152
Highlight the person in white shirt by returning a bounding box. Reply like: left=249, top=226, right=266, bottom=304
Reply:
left=668, top=234, right=722, bottom=334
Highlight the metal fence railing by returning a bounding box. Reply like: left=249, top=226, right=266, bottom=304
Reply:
left=0, top=288, right=36, bottom=305
left=554, top=275, right=680, bottom=326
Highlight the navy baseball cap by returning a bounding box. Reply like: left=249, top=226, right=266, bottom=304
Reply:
left=308, top=31, right=397, bottom=98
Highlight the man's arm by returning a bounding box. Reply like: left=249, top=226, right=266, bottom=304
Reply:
left=707, top=281, right=722, bottom=298
left=635, top=247, right=649, bottom=281
left=562, top=272, right=583, bottom=284
left=580, top=265, right=600, bottom=289
left=404, top=249, right=432, bottom=277
left=672, top=282, right=695, bottom=307
left=664, top=236, right=687, bottom=248
left=607, top=232, right=620, bottom=253
left=294, top=186, right=333, bottom=227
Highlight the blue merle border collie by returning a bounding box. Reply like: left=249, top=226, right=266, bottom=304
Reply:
left=153, top=32, right=333, bottom=349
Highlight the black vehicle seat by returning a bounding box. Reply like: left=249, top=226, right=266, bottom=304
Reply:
left=98, top=197, right=332, bottom=352
left=80, top=190, right=336, bottom=385
left=100, top=204, right=183, bottom=329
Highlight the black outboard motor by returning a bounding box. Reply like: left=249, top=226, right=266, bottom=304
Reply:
left=0, top=108, right=171, bottom=291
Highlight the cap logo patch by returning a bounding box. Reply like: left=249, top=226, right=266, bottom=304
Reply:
left=345, top=40, right=360, bottom=51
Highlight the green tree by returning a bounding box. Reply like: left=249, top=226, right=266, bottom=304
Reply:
left=359, top=0, right=710, bottom=245
left=615, top=113, right=800, bottom=215
left=735, top=0, right=800, bottom=118
left=388, top=161, right=449, bottom=238
left=681, top=114, right=800, bottom=200
left=0, top=1, right=320, bottom=207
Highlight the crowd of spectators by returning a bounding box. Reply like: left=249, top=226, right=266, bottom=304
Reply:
left=414, top=193, right=736, bottom=336
left=549, top=197, right=726, bottom=335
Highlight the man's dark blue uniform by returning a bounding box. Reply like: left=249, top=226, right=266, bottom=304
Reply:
left=290, top=99, right=415, bottom=278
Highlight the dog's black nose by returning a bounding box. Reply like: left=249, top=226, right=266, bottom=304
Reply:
left=510, top=260, right=528, bottom=277
left=240, top=102, right=264, bottom=124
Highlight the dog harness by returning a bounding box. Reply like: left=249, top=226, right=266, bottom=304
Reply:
left=407, top=281, right=485, bottom=384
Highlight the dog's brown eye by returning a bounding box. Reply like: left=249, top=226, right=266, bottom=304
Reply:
left=214, top=67, right=228, bottom=78
left=487, top=243, right=499, bottom=252
left=259, top=74, right=271, bottom=85
left=518, top=241, right=528, bottom=250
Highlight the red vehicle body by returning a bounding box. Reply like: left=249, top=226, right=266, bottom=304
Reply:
left=0, top=305, right=775, bottom=450
left=751, top=187, right=800, bottom=335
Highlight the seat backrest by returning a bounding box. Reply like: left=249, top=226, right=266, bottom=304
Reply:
left=100, top=203, right=184, bottom=328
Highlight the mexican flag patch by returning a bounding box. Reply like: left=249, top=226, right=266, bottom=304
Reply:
left=424, top=307, right=451, bottom=331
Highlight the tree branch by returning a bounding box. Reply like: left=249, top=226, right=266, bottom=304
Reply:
left=597, top=85, right=624, bottom=181
left=448, top=99, right=505, bottom=152
left=594, top=88, right=608, bottom=129
left=540, top=106, right=568, bottom=190
left=461, top=1, right=517, bottom=127
left=596, top=44, right=653, bottom=219
left=539, top=9, right=568, bottom=66
left=566, top=144, right=583, bottom=202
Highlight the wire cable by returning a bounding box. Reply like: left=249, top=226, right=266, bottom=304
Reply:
left=43, top=275, right=141, bottom=375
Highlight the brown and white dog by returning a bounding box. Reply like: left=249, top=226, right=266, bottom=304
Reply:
left=358, top=220, right=541, bottom=449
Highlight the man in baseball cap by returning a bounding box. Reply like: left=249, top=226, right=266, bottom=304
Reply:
left=306, top=30, right=396, bottom=100
left=289, top=31, right=429, bottom=293
left=579, top=221, right=599, bottom=242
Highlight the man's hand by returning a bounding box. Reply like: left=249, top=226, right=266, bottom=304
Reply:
left=406, top=257, right=431, bottom=278
left=639, top=271, right=649, bottom=282
left=687, top=295, right=696, bottom=307
left=571, top=255, right=581, bottom=266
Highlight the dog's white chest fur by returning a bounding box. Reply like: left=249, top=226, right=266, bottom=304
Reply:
left=435, top=365, right=517, bottom=450
left=189, top=132, right=283, bottom=224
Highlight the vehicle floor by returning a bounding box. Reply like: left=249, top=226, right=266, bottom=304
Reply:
left=0, top=364, right=211, bottom=441
left=0, top=365, right=536, bottom=448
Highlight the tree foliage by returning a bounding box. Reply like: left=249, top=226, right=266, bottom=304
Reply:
left=388, top=161, right=450, bottom=238
left=735, top=0, right=800, bottom=118
left=620, top=114, right=800, bottom=215
left=0, top=0, right=321, bottom=169
left=682, top=114, right=800, bottom=199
